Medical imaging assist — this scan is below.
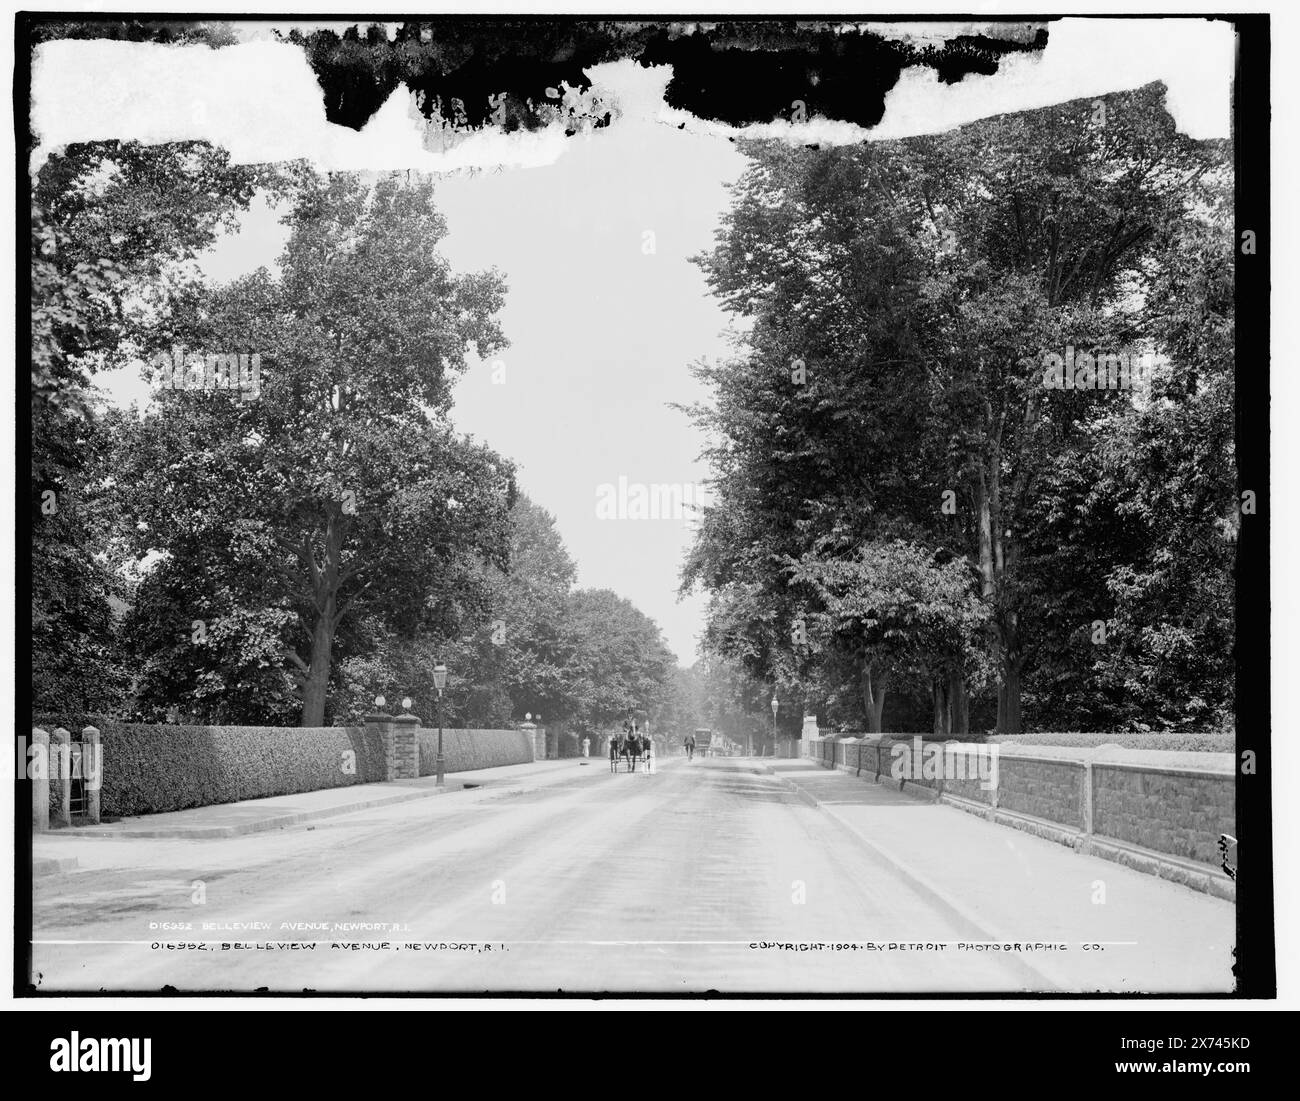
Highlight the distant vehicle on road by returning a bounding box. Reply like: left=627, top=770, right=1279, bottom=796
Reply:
left=693, top=728, right=713, bottom=758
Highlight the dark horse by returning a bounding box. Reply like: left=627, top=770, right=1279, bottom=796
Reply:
left=609, top=735, right=623, bottom=774
left=623, top=733, right=643, bottom=773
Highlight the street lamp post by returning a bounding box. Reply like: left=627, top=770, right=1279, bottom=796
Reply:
left=771, top=694, right=779, bottom=758
left=433, top=663, right=447, bottom=785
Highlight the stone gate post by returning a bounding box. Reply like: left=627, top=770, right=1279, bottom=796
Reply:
left=81, top=726, right=102, bottom=824
left=50, top=728, right=72, bottom=827
left=801, top=714, right=819, bottom=759
left=520, top=721, right=539, bottom=761
left=31, top=728, right=49, bottom=832
left=391, top=712, right=421, bottom=780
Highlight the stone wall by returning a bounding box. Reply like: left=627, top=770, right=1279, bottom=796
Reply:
left=1093, top=763, right=1234, bottom=866
left=996, top=755, right=1084, bottom=829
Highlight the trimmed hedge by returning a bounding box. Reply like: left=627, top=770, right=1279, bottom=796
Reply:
left=417, top=728, right=534, bottom=775
left=28, top=721, right=386, bottom=818
left=27, top=716, right=538, bottom=818
left=987, top=732, right=1234, bottom=752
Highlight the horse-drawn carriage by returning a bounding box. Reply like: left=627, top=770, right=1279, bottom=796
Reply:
left=608, top=729, right=653, bottom=772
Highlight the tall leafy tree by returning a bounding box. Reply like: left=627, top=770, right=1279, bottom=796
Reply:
left=683, top=141, right=944, bottom=729
left=32, top=140, right=277, bottom=414
left=788, top=539, right=989, bottom=733
left=685, top=84, right=1230, bottom=732
left=909, top=84, right=1221, bottom=731
left=1036, top=201, right=1236, bottom=730
left=31, top=141, right=277, bottom=715
left=114, top=171, right=513, bottom=725
left=553, top=589, right=676, bottom=741
left=335, top=494, right=579, bottom=728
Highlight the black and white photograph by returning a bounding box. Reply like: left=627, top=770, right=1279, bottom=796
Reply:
left=15, top=9, right=1277, bottom=1010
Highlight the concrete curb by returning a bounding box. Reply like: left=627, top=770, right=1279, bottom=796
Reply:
left=764, top=763, right=1061, bottom=992
left=34, top=856, right=79, bottom=876
left=1076, top=835, right=1235, bottom=901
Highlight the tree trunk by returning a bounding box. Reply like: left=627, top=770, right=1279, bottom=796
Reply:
left=932, top=678, right=950, bottom=736
left=297, top=513, right=348, bottom=728
left=871, top=688, right=886, bottom=733
left=299, top=524, right=342, bottom=726
left=300, top=613, right=335, bottom=726
left=861, top=665, right=888, bottom=734
left=975, top=468, right=996, bottom=600
left=948, top=668, right=969, bottom=735
left=864, top=668, right=888, bottom=733
left=994, top=617, right=1023, bottom=734
left=974, top=408, right=1027, bottom=735
left=1001, top=657, right=1022, bottom=734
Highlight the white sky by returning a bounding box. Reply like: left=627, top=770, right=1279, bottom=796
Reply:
left=33, top=20, right=1234, bottom=664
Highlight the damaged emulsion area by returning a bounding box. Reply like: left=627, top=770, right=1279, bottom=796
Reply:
left=285, top=19, right=1052, bottom=134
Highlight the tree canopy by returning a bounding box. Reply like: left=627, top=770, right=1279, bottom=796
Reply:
left=683, top=84, right=1234, bottom=734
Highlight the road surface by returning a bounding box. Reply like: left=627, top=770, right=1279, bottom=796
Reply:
left=30, top=757, right=1233, bottom=993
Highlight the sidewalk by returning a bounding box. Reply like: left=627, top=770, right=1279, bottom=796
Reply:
left=766, top=759, right=1235, bottom=993
left=35, top=757, right=591, bottom=842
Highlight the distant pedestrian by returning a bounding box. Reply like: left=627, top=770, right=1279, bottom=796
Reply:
left=582, top=736, right=590, bottom=758
left=684, top=732, right=696, bottom=761
left=645, top=735, right=655, bottom=774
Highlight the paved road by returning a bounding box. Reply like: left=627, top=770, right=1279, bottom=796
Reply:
left=30, top=757, right=1229, bottom=994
